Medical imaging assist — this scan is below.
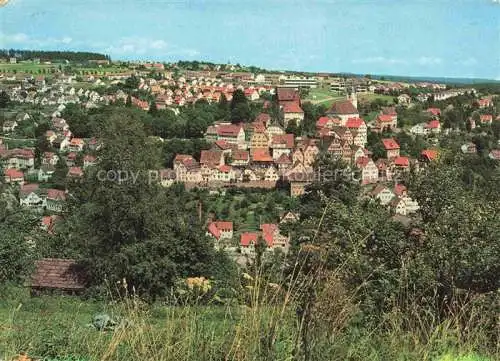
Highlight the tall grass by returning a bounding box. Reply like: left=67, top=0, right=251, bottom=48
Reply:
left=0, top=257, right=497, bottom=361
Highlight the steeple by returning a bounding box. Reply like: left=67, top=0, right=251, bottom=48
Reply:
left=347, top=87, right=358, bottom=109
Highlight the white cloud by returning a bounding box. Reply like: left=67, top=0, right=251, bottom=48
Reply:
left=0, top=32, right=73, bottom=46
left=417, top=56, right=443, bottom=65
left=352, top=57, right=407, bottom=65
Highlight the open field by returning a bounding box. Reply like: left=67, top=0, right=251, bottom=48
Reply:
left=304, top=87, right=345, bottom=107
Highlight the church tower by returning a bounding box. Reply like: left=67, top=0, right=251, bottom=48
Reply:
left=347, top=87, right=358, bottom=109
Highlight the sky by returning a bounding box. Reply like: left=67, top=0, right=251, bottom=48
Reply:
left=0, top=0, right=499, bottom=79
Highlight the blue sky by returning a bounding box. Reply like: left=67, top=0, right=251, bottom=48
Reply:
left=1, top=0, right=499, bottom=79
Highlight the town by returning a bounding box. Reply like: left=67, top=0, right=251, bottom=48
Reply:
left=1, top=52, right=499, bottom=260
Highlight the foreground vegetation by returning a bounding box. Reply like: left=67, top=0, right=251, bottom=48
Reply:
left=0, top=278, right=497, bottom=361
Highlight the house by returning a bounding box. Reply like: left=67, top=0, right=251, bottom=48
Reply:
left=461, top=143, right=477, bottom=154
left=46, top=189, right=66, bottom=213
left=420, top=149, right=439, bottom=162
left=345, top=117, right=367, bottom=146
left=356, top=156, right=378, bottom=184
left=212, top=165, right=235, bottom=182
left=240, top=232, right=259, bottom=255
left=4, top=168, right=24, bottom=184
left=68, top=138, right=85, bottom=152
left=83, top=155, right=97, bottom=168
left=286, top=163, right=314, bottom=197
left=212, top=140, right=233, bottom=156
left=479, top=114, right=493, bottom=124
left=398, top=94, right=411, bottom=106
left=376, top=159, right=393, bottom=182
left=260, top=223, right=289, bottom=251
left=271, top=134, right=294, bottom=160
left=30, top=258, right=86, bottom=295
left=376, top=115, right=397, bottom=131
left=478, top=97, right=493, bottom=108
left=394, top=184, right=420, bottom=214
left=316, top=116, right=341, bottom=132
left=65, top=152, right=78, bottom=167
left=173, top=154, right=203, bottom=183
left=391, top=197, right=407, bottom=216
left=216, top=124, right=246, bottom=149
left=42, top=152, right=59, bottom=166
left=426, top=108, right=441, bottom=119
left=369, top=185, right=395, bottom=206
left=231, top=150, right=250, bottom=167
left=38, top=165, right=55, bottom=182
left=377, top=107, right=398, bottom=130
left=200, top=150, right=224, bottom=168
left=2, top=148, right=35, bottom=170
left=250, top=128, right=269, bottom=149
left=19, top=183, right=44, bottom=208
left=67, top=166, right=84, bottom=179
left=382, top=138, right=400, bottom=159
left=207, top=221, right=234, bottom=248
left=251, top=148, right=274, bottom=167
left=282, top=102, right=304, bottom=128
left=410, top=123, right=428, bottom=136
left=489, top=149, right=500, bottom=160
left=326, top=99, right=359, bottom=125
left=280, top=211, right=299, bottom=224
left=274, top=153, right=292, bottom=170
left=425, top=120, right=441, bottom=133
left=264, top=165, right=280, bottom=182
left=266, top=123, right=285, bottom=140
left=393, top=156, right=410, bottom=170
left=158, top=169, right=177, bottom=187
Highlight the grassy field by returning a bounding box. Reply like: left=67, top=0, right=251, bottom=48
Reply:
left=0, top=284, right=495, bottom=361
left=304, top=87, right=344, bottom=107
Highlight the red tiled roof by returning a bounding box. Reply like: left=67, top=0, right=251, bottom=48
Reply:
left=207, top=222, right=221, bottom=240
left=240, top=232, right=259, bottom=247
left=276, top=88, right=300, bottom=102
left=394, top=184, right=407, bottom=196
left=282, top=102, right=303, bottom=113
left=356, top=156, right=373, bottom=168
left=218, top=165, right=232, bottom=173
left=393, top=156, right=409, bottom=167
left=232, top=150, right=249, bottom=161
left=20, top=183, right=39, bottom=195
left=345, top=117, right=365, bottom=129
left=213, top=221, right=233, bottom=231
left=217, top=124, right=242, bottom=137
left=480, top=114, right=493, bottom=123
left=47, top=189, right=66, bottom=201
left=382, top=138, right=400, bottom=150
left=378, top=114, right=394, bottom=123
left=427, top=108, right=441, bottom=116
left=200, top=150, right=223, bottom=167
left=275, top=153, right=292, bottom=164
left=272, top=134, right=294, bottom=148
left=251, top=148, right=273, bottom=162
left=31, top=258, right=85, bottom=291
left=4, top=168, right=24, bottom=178
left=425, top=120, right=441, bottom=129
left=421, top=149, right=438, bottom=161
left=260, top=223, right=277, bottom=247
left=68, top=167, right=84, bottom=177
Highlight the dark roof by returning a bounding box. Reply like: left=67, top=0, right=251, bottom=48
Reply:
left=31, top=258, right=86, bottom=291
left=327, top=100, right=358, bottom=115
